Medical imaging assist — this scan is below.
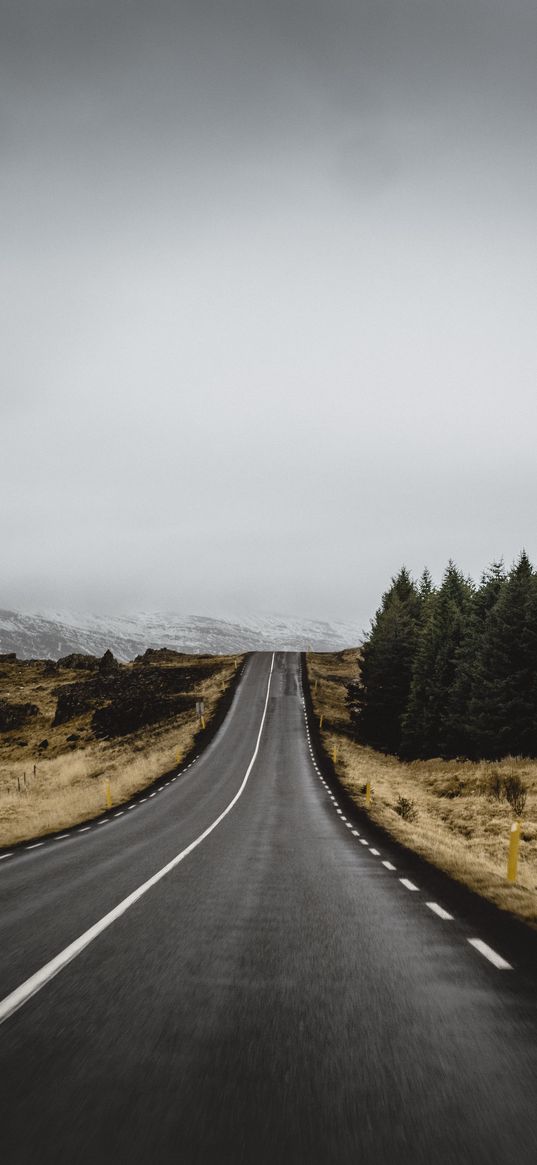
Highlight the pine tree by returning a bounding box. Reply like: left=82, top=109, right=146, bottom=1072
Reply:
left=348, top=568, right=421, bottom=754
left=441, top=561, right=507, bottom=757
left=401, top=562, right=473, bottom=759
left=469, top=552, right=537, bottom=758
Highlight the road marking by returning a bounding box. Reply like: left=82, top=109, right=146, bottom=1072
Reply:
left=54, top=835, right=69, bottom=841
left=369, top=848, right=380, bottom=856
left=78, top=827, right=91, bottom=833
left=0, top=653, right=276, bottom=1027
left=382, top=860, right=396, bottom=871
left=426, top=902, right=453, bottom=921
left=0, top=854, right=13, bottom=861
left=400, top=878, right=419, bottom=891
left=467, top=939, right=512, bottom=970
left=345, top=822, right=353, bottom=828
left=128, top=805, right=136, bottom=810
left=351, top=830, right=360, bottom=837
left=140, top=798, right=147, bottom=803
left=26, top=843, right=44, bottom=850
left=97, top=821, right=109, bottom=826
left=149, top=793, right=156, bottom=798
left=360, top=839, right=368, bottom=846
left=114, top=812, right=124, bottom=818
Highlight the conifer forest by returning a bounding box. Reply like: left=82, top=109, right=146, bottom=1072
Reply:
left=348, top=553, right=537, bottom=761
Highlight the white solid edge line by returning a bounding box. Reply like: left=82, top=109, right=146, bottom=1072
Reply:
left=400, top=878, right=419, bottom=891
left=0, top=653, right=276, bottom=1027
left=467, top=938, right=512, bottom=970
left=426, top=902, right=453, bottom=921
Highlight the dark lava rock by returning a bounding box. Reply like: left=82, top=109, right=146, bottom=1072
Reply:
left=0, top=700, right=39, bottom=732
left=38, top=739, right=49, bottom=750
left=54, top=658, right=216, bottom=733
left=134, top=647, right=185, bottom=665
left=92, top=692, right=192, bottom=738
left=0, top=652, right=17, bottom=662
left=43, top=660, right=58, bottom=676
left=53, top=683, right=97, bottom=725
left=57, top=653, right=98, bottom=671
left=98, top=649, right=120, bottom=674
left=66, top=732, right=80, bottom=742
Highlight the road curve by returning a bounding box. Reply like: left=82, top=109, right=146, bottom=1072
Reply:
left=1, top=652, right=537, bottom=1163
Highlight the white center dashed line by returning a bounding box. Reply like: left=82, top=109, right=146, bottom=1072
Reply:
left=0, top=853, right=13, bottom=861
left=149, top=792, right=156, bottom=798
left=54, top=835, right=69, bottom=840
left=382, top=860, right=396, bottom=871
left=360, top=839, right=368, bottom=846
left=369, top=848, right=380, bottom=856
left=426, top=902, right=453, bottom=921
left=114, top=812, right=124, bottom=818
left=400, top=878, right=419, bottom=892
left=78, top=827, right=90, bottom=833
left=351, top=830, right=360, bottom=837
left=26, top=843, right=44, bottom=850
left=468, top=939, right=512, bottom=970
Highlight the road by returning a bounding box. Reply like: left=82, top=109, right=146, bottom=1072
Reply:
left=1, top=652, right=537, bottom=1163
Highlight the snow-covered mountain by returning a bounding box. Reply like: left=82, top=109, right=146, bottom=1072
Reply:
left=0, top=608, right=361, bottom=660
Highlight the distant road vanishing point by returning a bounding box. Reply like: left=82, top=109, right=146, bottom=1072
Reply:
left=1, top=653, right=537, bottom=1163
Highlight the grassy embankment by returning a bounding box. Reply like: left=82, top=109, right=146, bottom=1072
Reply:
left=0, top=652, right=241, bottom=847
left=307, top=650, right=537, bottom=926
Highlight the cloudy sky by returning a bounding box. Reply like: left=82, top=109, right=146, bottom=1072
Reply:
left=2, top=0, right=536, bottom=629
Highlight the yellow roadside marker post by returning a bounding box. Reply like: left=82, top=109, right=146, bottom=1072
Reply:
left=319, top=714, right=324, bottom=729
left=175, top=748, right=181, bottom=764
left=105, top=779, right=113, bottom=810
left=507, top=821, right=521, bottom=883
left=332, top=744, right=338, bottom=764
left=365, top=781, right=371, bottom=808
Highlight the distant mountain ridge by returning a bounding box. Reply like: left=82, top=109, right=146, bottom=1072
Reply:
left=0, top=608, right=361, bottom=661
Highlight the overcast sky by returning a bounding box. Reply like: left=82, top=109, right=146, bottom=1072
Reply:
left=2, top=0, right=536, bottom=629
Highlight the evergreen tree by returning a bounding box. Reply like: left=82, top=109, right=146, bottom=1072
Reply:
left=348, top=568, right=421, bottom=754
left=401, top=562, right=473, bottom=759
left=442, top=561, right=507, bottom=757
left=468, top=552, right=537, bottom=758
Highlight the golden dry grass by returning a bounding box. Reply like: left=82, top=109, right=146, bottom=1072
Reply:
left=0, top=655, right=241, bottom=846
left=307, top=651, right=537, bottom=926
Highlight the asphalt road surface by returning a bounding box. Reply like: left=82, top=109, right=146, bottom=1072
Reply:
left=1, top=652, right=537, bottom=1163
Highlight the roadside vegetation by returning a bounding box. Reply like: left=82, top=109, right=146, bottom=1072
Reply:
left=0, top=648, right=242, bottom=847
left=307, top=640, right=537, bottom=926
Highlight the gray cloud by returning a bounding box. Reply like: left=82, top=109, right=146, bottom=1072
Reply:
left=1, top=1, right=537, bottom=626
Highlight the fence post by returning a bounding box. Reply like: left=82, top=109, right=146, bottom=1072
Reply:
left=507, top=821, right=521, bottom=883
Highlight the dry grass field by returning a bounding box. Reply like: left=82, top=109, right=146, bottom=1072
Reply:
left=0, top=651, right=241, bottom=847
left=307, top=651, right=537, bottom=926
